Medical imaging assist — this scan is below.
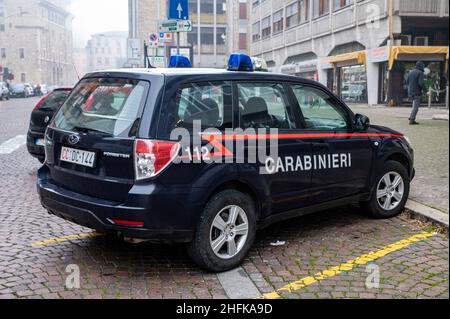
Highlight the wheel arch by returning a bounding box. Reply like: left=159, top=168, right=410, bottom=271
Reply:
left=385, top=152, right=411, bottom=176
left=205, top=180, right=263, bottom=221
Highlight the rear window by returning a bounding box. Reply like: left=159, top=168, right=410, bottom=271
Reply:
left=12, top=84, right=25, bottom=90
left=38, top=90, right=71, bottom=111
left=53, top=78, right=149, bottom=137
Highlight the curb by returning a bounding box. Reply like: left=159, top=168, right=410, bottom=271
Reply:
left=432, top=114, right=449, bottom=121
left=217, top=267, right=261, bottom=299
left=405, top=199, right=449, bottom=228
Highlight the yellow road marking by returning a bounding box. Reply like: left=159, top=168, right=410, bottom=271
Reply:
left=259, top=231, right=435, bottom=299
left=31, top=232, right=103, bottom=247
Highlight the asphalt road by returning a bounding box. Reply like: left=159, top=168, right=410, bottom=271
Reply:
left=0, top=97, right=448, bottom=299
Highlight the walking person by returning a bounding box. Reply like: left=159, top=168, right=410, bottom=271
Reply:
left=407, top=61, right=425, bottom=125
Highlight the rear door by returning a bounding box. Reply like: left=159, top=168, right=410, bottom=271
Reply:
left=45, top=77, right=150, bottom=202
left=290, top=83, right=373, bottom=203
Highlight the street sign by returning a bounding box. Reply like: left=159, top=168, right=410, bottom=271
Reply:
left=149, top=33, right=159, bottom=48
left=159, top=32, right=174, bottom=43
left=158, top=20, right=192, bottom=33
left=168, top=0, right=189, bottom=20
left=177, top=20, right=192, bottom=32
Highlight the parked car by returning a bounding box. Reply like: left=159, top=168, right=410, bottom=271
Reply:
left=24, top=83, right=35, bottom=97
left=37, top=54, right=415, bottom=272
left=10, top=83, right=29, bottom=98
left=27, top=88, right=72, bottom=163
left=0, top=82, right=10, bottom=101
left=41, top=84, right=49, bottom=95
left=46, top=85, right=60, bottom=93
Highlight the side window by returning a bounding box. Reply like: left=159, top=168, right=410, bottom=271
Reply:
left=291, top=85, right=350, bottom=130
left=238, top=82, right=296, bottom=129
left=176, top=82, right=232, bottom=129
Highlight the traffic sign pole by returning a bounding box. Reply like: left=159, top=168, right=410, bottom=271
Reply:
left=177, top=32, right=180, bottom=55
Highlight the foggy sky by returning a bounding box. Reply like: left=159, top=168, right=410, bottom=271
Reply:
left=71, top=0, right=129, bottom=47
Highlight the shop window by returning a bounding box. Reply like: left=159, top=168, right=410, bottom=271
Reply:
left=339, top=65, right=368, bottom=103
left=401, top=61, right=446, bottom=104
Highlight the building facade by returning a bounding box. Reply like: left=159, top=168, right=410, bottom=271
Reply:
left=250, top=0, right=449, bottom=105
left=127, top=0, right=250, bottom=68
left=86, top=31, right=128, bottom=72
left=0, top=0, right=76, bottom=86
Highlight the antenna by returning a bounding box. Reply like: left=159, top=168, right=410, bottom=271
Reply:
left=72, top=61, right=80, bottom=81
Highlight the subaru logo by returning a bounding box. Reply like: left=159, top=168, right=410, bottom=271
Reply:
left=68, top=134, right=80, bottom=145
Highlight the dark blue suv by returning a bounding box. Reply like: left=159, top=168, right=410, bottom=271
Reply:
left=38, top=55, right=414, bottom=272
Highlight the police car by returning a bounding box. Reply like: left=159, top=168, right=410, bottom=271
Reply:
left=37, top=54, right=414, bottom=272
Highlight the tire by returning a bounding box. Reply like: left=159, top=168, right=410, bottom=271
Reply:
left=187, top=189, right=257, bottom=272
left=361, top=160, right=410, bottom=219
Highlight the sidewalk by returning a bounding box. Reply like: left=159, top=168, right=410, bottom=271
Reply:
left=349, top=104, right=449, bottom=214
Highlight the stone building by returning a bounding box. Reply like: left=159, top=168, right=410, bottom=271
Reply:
left=250, top=0, right=449, bottom=105
left=86, top=31, right=128, bottom=72
left=126, top=0, right=250, bottom=68
left=0, top=0, right=76, bottom=86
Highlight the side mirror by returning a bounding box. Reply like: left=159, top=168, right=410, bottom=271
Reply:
left=355, top=114, right=370, bottom=131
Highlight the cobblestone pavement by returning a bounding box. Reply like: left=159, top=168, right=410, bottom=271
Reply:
left=350, top=105, right=449, bottom=213
left=0, top=98, right=448, bottom=299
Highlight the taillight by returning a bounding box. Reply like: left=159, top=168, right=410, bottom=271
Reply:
left=32, top=93, right=51, bottom=111
left=134, top=139, right=180, bottom=181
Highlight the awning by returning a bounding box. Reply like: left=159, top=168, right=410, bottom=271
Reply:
left=330, top=50, right=366, bottom=68
left=388, top=46, right=449, bottom=70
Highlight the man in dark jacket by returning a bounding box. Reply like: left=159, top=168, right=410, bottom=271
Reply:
left=407, top=61, right=425, bottom=125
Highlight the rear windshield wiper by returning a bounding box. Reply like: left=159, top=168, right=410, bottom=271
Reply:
left=71, top=126, right=110, bottom=136
left=38, top=107, right=57, bottom=112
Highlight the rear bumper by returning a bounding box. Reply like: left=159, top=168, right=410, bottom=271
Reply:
left=37, top=166, right=205, bottom=243
left=27, top=130, right=45, bottom=159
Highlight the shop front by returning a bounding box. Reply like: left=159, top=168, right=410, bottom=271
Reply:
left=372, top=46, right=449, bottom=106
left=328, top=50, right=368, bottom=103
left=280, top=52, right=319, bottom=81
left=280, top=60, right=319, bottom=81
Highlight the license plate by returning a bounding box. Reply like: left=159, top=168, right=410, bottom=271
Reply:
left=35, top=138, right=45, bottom=146
left=60, top=147, right=96, bottom=168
